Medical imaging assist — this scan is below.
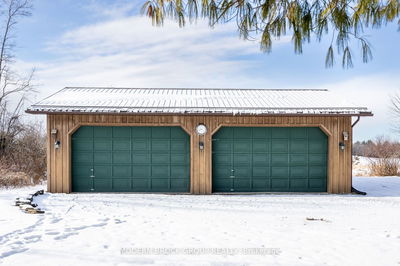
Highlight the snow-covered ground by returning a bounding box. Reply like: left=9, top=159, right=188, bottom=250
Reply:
left=1, top=177, right=400, bottom=266
left=352, top=156, right=373, bottom=176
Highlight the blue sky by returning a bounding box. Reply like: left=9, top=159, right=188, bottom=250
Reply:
left=12, top=0, right=400, bottom=141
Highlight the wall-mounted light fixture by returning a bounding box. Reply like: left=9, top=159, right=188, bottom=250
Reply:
left=339, top=142, right=345, bottom=151
left=51, top=129, right=58, bottom=136
left=199, top=141, right=204, bottom=151
left=54, top=140, right=61, bottom=149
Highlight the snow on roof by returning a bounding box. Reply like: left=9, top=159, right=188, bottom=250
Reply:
left=26, top=87, right=372, bottom=115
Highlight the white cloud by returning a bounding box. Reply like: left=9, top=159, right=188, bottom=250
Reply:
left=320, top=73, right=400, bottom=141
left=25, top=15, right=292, bottom=104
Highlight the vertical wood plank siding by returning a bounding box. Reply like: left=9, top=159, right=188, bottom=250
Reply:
left=46, top=114, right=353, bottom=194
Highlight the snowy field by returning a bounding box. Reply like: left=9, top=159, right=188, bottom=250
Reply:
left=1, top=177, right=400, bottom=266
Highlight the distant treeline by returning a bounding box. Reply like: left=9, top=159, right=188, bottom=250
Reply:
left=353, top=137, right=400, bottom=158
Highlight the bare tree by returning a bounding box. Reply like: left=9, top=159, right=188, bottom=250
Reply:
left=391, top=93, right=400, bottom=134
left=0, top=0, right=34, bottom=156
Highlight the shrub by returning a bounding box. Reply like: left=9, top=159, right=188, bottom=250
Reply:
left=0, top=123, right=46, bottom=186
left=0, top=168, right=31, bottom=187
left=365, top=136, right=400, bottom=176
left=368, top=158, right=400, bottom=176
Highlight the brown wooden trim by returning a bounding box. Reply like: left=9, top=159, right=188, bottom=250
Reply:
left=46, top=114, right=354, bottom=194
left=67, top=122, right=192, bottom=135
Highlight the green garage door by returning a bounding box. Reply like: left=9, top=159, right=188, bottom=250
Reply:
left=72, top=126, right=190, bottom=192
left=212, top=127, right=327, bottom=192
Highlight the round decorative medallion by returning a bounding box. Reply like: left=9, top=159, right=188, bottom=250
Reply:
left=195, top=124, right=207, bottom=135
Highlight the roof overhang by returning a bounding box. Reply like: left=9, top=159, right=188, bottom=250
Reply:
left=26, top=87, right=373, bottom=117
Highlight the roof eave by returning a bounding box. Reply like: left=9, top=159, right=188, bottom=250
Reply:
left=25, top=109, right=374, bottom=117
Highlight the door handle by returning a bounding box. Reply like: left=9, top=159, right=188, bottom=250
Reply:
left=90, top=168, right=95, bottom=178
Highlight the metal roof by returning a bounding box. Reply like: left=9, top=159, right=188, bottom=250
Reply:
left=26, top=87, right=372, bottom=116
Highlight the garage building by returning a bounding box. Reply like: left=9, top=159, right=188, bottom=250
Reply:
left=26, top=87, right=372, bottom=194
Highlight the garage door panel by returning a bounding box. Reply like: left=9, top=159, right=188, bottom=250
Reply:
left=309, top=140, right=328, bottom=153
left=113, top=165, right=131, bottom=177
left=113, top=139, right=131, bottom=151
left=73, top=126, right=189, bottom=192
left=290, top=140, right=308, bottom=153
left=171, top=154, right=187, bottom=164
left=290, top=154, right=307, bottom=165
left=234, top=140, right=251, bottom=153
left=132, top=139, right=149, bottom=151
left=213, top=167, right=231, bottom=178
left=73, top=152, right=93, bottom=163
left=214, top=127, right=233, bottom=138
left=290, top=127, right=307, bottom=139
left=171, top=140, right=186, bottom=151
left=271, top=128, right=289, bottom=138
left=309, top=178, right=326, bottom=189
left=253, top=154, right=269, bottom=166
left=113, top=178, right=131, bottom=191
left=308, top=128, right=326, bottom=139
left=252, top=179, right=269, bottom=191
left=73, top=140, right=93, bottom=151
left=234, top=127, right=252, bottom=138
left=171, top=165, right=187, bottom=177
left=112, top=152, right=131, bottom=163
left=94, top=178, right=112, bottom=192
left=151, top=178, right=169, bottom=189
left=234, top=178, right=251, bottom=191
left=132, top=165, right=151, bottom=177
left=234, top=167, right=251, bottom=177
left=152, top=127, right=170, bottom=139
left=152, top=165, right=170, bottom=177
left=72, top=164, right=92, bottom=176
left=171, top=178, right=189, bottom=191
left=213, top=178, right=232, bottom=192
left=234, top=153, right=251, bottom=165
left=290, top=166, right=308, bottom=177
left=151, top=140, right=170, bottom=151
left=271, top=140, right=289, bottom=153
left=309, top=154, right=327, bottom=165
left=72, top=178, right=92, bottom=192
left=253, top=167, right=270, bottom=177
left=271, top=167, right=289, bottom=178
left=214, top=153, right=232, bottom=165
left=93, top=139, right=112, bottom=151
left=93, top=127, right=112, bottom=138
left=271, top=179, right=289, bottom=190
left=290, top=179, right=308, bottom=191
left=271, top=154, right=289, bottom=166
left=152, top=154, right=170, bottom=164
left=132, top=127, right=150, bottom=138
left=171, top=127, right=187, bottom=138
left=213, top=127, right=327, bottom=193
left=213, top=140, right=232, bottom=152
left=309, top=166, right=327, bottom=177
left=253, top=140, right=270, bottom=152
left=94, top=152, right=112, bottom=164
left=132, top=153, right=150, bottom=164
left=132, top=178, right=150, bottom=190
left=113, top=127, right=131, bottom=138
left=94, top=165, right=112, bottom=178
left=74, top=127, right=93, bottom=138
left=252, top=127, right=269, bottom=138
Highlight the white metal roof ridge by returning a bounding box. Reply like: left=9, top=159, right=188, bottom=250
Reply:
left=26, top=87, right=372, bottom=116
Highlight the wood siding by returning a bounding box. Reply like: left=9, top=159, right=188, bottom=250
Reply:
left=46, top=114, right=353, bottom=194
